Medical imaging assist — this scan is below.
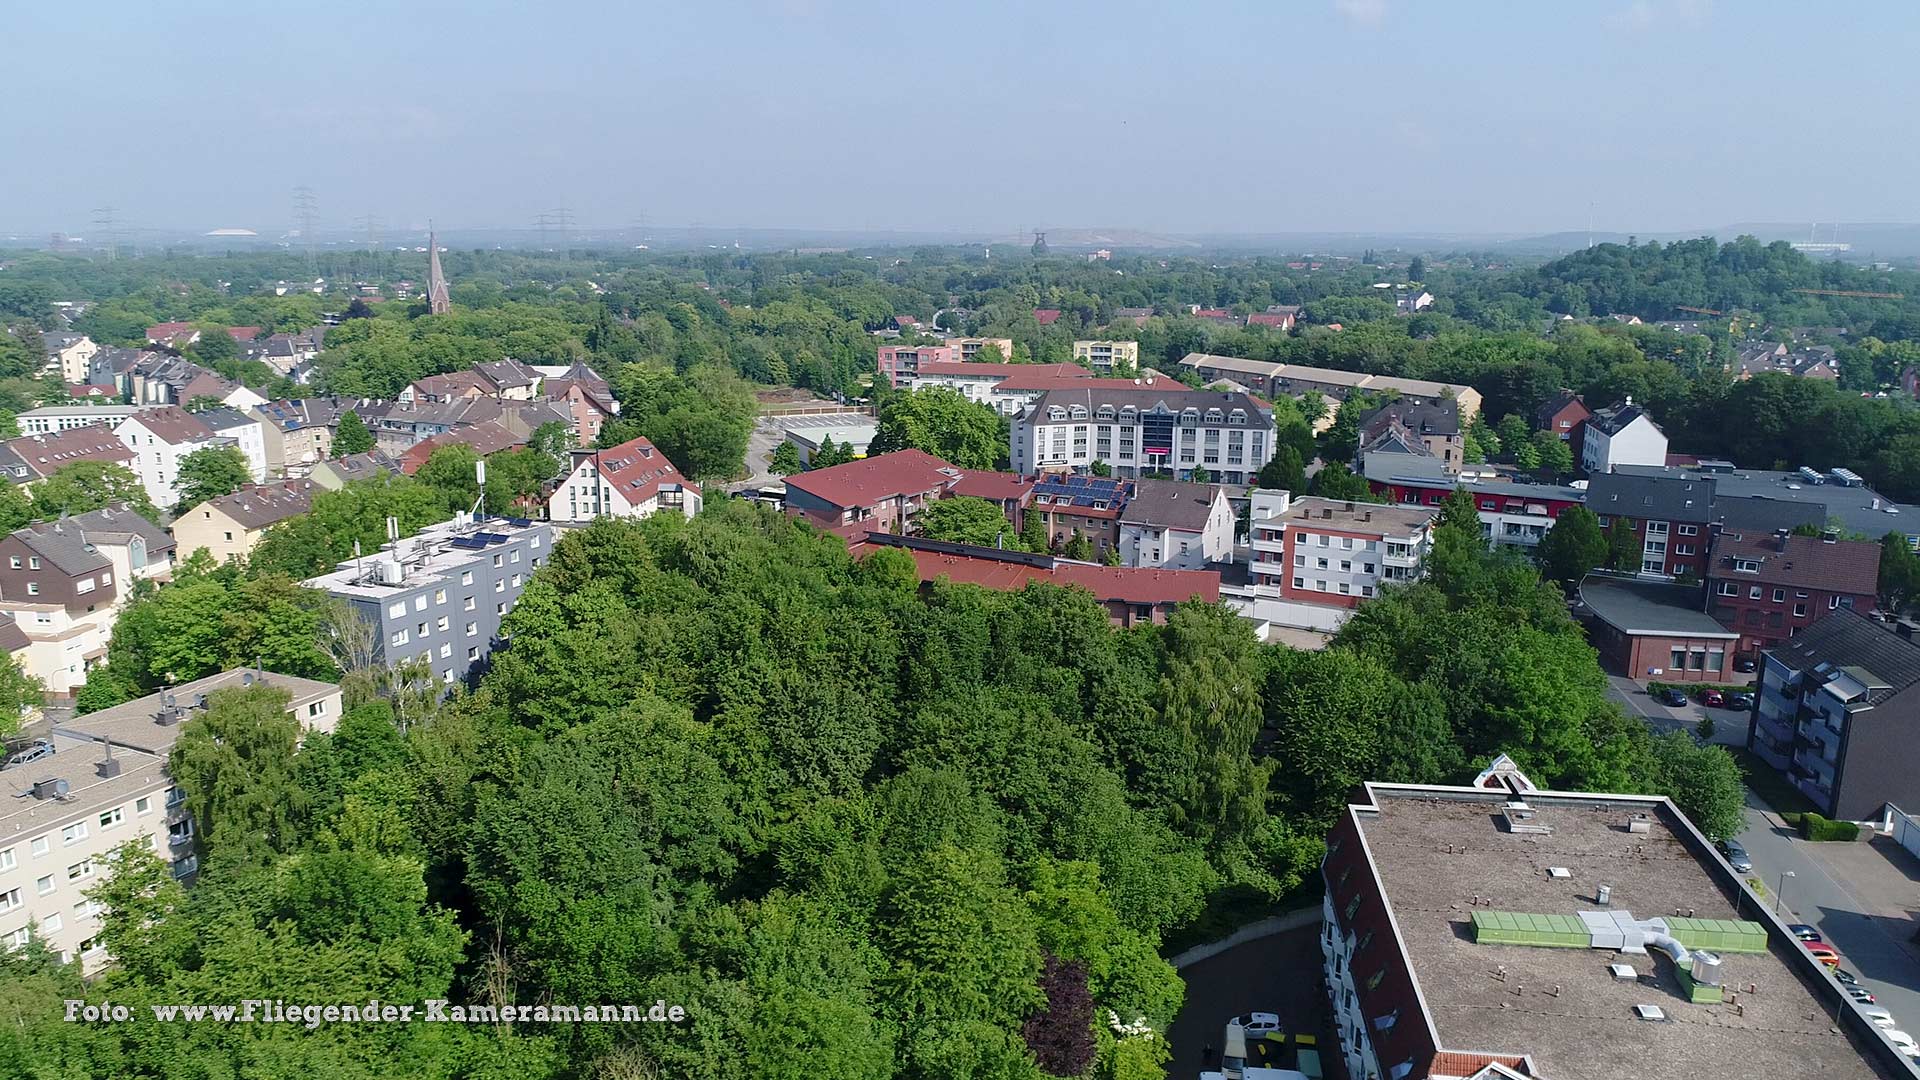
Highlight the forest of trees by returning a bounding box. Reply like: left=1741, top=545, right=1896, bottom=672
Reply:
left=0, top=488, right=1743, bottom=1079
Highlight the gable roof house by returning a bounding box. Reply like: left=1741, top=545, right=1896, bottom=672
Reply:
left=548, top=435, right=700, bottom=524
left=1117, top=479, right=1234, bottom=570
left=249, top=397, right=379, bottom=477
left=1579, top=399, right=1668, bottom=475
left=174, top=480, right=317, bottom=563
left=538, top=362, right=618, bottom=444
left=112, top=406, right=229, bottom=509
left=0, top=516, right=128, bottom=695
left=474, top=359, right=543, bottom=400
left=782, top=449, right=966, bottom=540
left=40, top=332, right=99, bottom=384
left=309, top=450, right=399, bottom=490
left=1356, top=399, right=1464, bottom=474
left=0, top=427, right=136, bottom=485
left=397, top=420, right=528, bottom=476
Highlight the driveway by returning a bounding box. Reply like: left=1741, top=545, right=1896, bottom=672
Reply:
left=1166, top=924, right=1343, bottom=1079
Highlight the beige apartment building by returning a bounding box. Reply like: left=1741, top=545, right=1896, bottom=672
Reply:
left=0, top=669, right=340, bottom=969
left=949, top=337, right=1016, bottom=362
left=1073, top=339, right=1140, bottom=372
left=173, top=480, right=316, bottom=563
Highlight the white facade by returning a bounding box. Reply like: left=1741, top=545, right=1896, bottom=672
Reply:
left=221, top=385, right=269, bottom=412
left=0, top=601, right=111, bottom=696
left=546, top=455, right=702, bottom=525
left=113, top=417, right=222, bottom=509
left=1582, top=414, right=1668, bottom=474
left=904, top=370, right=1050, bottom=417
left=44, top=337, right=99, bottom=384
left=207, top=417, right=269, bottom=482
left=17, top=405, right=144, bottom=435
left=1010, top=395, right=1275, bottom=484
left=1073, top=340, right=1139, bottom=372
left=1119, top=485, right=1234, bottom=570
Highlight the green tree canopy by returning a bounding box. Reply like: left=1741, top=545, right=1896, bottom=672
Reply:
left=174, top=445, right=253, bottom=511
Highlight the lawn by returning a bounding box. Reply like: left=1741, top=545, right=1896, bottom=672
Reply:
left=1729, top=746, right=1820, bottom=816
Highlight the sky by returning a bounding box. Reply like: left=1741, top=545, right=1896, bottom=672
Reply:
left=8, top=0, right=1920, bottom=240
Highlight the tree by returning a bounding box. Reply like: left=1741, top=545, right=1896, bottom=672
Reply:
left=173, top=445, right=253, bottom=511
left=1188, top=466, right=1212, bottom=485
left=1023, top=955, right=1096, bottom=1077
left=1880, top=532, right=1920, bottom=615
left=1019, top=507, right=1052, bottom=552
left=333, top=408, right=375, bottom=457
left=31, top=461, right=159, bottom=522
left=1536, top=506, right=1610, bottom=584
left=769, top=440, right=803, bottom=475
left=1089, top=459, right=1111, bottom=477
left=1511, top=438, right=1541, bottom=471
left=1254, top=447, right=1306, bottom=493
left=1605, top=519, right=1641, bottom=571
left=168, top=685, right=310, bottom=868
left=869, top=387, right=1007, bottom=469
left=919, top=497, right=1018, bottom=547
left=0, top=655, right=40, bottom=739
left=1647, top=732, right=1745, bottom=842
left=0, top=483, right=34, bottom=532
left=1427, top=487, right=1486, bottom=593
left=1495, top=413, right=1531, bottom=457
left=1064, top=529, right=1094, bottom=561
left=1531, top=429, right=1574, bottom=475
left=1407, top=255, right=1426, bottom=281
left=189, top=327, right=238, bottom=364
left=811, top=435, right=856, bottom=470
left=1309, top=462, right=1374, bottom=501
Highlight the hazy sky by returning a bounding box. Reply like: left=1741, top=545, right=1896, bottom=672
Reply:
left=8, top=0, right=1918, bottom=238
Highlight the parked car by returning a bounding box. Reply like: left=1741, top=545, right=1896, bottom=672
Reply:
left=1734, top=657, right=1757, bottom=673
left=1846, top=986, right=1877, bottom=1005
left=1882, top=1027, right=1914, bottom=1050
left=1656, top=687, right=1689, bottom=707
left=1835, top=969, right=1861, bottom=986
left=0, top=740, right=53, bottom=771
left=1862, top=1007, right=1897, bottom=1029
left=1700, top=688, right=1725, bottom=707
left=1787, top=923, right=1822, bottom=943
left=1718, top=838, right=1753, bottom=872
left=1232, top=1013, right=1281, bottom=1039
left=1726, top=691, right=1755, bottom=709
left=1807, top=943, right=1843, bottom=968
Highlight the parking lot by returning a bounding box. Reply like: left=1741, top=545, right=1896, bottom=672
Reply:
left=1166, top=924, right=1344, bottom=1079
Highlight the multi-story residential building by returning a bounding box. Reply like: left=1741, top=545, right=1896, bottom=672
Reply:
left=39, top=333, right=98, bottom=384
left=399, top=370, right=491, bottom=404
left=1024, top=473, right=1131, bottom=556
left=1579, top=399, right=1668, bottom=474
left=301, top=514, right=554, bottom=686
left=369, top=399, right=505, bottom=455
left=1117, top=479, right=1233, bottom=569
left=1072, top=339, right=1139, bottom=372
left=946, top=469, right=1034, bottom=523
left=1321, top=778, right=1901, bottom=1080
left=535, top=361, right=618, bottom=444
left=196, top=406, right=268, bottom=482
left=1618, top=461, right=1920, bottom=549
left=1246, top=492, right=1437, bottom=609
left=1009, top=386, right=1276, bottom=484
left=1707, top=529, right=1880, bottom=659
left=1355, top=399, right=1464, bottom=474
left=308, top=450, right=398, bottom=490
left=127, top=352, right=264, bottom=411
left=0, top=427, right=136, bottom=485
left=113, top=406, right=232, bottom=509
left=1362, top=457, right=1584, bottom=550
left=782, top=449, right=964, bottom=539
left=876, top=344, right=958, bottom=387
left=1585, top=472, right=1714, bottom=578
left=17, top=404, right=145, bottom=435
left=174, top=480, right=316, bottom=563
left=241, top=327, right=326, bottom=384
left=249, top=397, right=377, bottom=476
left=58, top=504, right=173, bottom=599
left=1578, top=573, right=1740, bottom=682
left=947, top=337, right=1015, bottom=363
left=904, top=361, right=1100, bottom=416
left=473, top=359, right=544, bottom=400
left=0, top=516, right=134, bottom=695
left=396, top=420, right=527, bottom=475
left=0, top=669, right=342, bottom=969
left=849, top=533, right=1218, bottom=628
left=547, top=436, right=700, bottom=524
left=1177, top=353, right=1483, bottom=422
left=1533, top=388, right=1590, bottom=441
left=1750, top=611, right=1920, bottom=821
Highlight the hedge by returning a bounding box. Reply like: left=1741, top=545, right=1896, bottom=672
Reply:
left=1648, top=680, right=1758, bottom=697
left=1800, top=813, right=1863, bottom=842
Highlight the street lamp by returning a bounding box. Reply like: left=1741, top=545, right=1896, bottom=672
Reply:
left=1775, top=870, right=1796, bottom=916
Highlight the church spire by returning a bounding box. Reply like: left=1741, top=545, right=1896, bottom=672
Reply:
left=426, top=223, right=451, bottom=315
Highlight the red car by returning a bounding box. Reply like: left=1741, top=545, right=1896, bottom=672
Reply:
left=1700, top=689, right=1725, bottom=707
left=1807, top=943, right=1843, bottom=969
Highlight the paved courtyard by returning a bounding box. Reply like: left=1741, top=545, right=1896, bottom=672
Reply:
left=1166, top=924, right=1343, bottom=1079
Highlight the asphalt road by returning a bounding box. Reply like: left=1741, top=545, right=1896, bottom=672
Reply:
left=1607, top=676, right=1920, bottom=1053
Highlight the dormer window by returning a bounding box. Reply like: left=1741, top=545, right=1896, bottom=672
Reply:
left=1228, top=409, right=1247, bottom=425
left=1734, top=558, right=1760, bottom=573
left=1047, top=406, right=1067, bottom=420
left=1096, top=405, right=1115, bottom=420
left=1069, top=405, right=1088, bottom=420
left=1204, top=408, right=1223, bottom=424
left=1180, top=408, right=1199, bottom=424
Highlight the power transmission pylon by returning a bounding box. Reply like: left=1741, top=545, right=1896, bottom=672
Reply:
left=91, top=207, right=118, bottom=261
left=292, top=186, right=319, bottom=269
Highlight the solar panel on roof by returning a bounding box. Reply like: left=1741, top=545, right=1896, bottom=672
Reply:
left=475, top=532, right=507, bottom=544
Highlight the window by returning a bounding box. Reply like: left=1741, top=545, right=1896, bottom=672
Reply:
left=66, top=860, right=92, bottom=881
left=1316, top=558, right=1328, bottom=569
left=414, top=595, right=427, bottom=612
left=510, top=549, right=520, bottom=563
left=1339, top=583, right=1351, bottom=595
left=42, top=913, right=62, bottom=934
left=467, top=646, right=480, bottom=661
left=1794, top=603, right=1808, bottom=617
left=76, top=578, right=93, bottom=594
left=1678, top=524, right=1698, bottom=536
left=98, top=807, right=123, bottom=830
left=1749, top=586, right=1762, bottom=599
left=1772, top=588, right=1786, bottom=603
left=307, top=700, right=327, bottom=718
left=1340, top=561, right=1352, bottom=572
left=1671, top=647, right=1687, bottom=670
left=491, top=554, right=503, bottom=568
left=465, top=621, right=478, bottom=637
left=168, top=820, right=193, bottom=844
left=24, top=583, right=36, bottom=596
left=34, top=876, right=52, bottom=896
left=0, top=848, right=10, bottom=872
left=61, top=823, right=86, bottom=845
left=436, top=616, right=448, bottom=632
left=1293, top=577, right=1304, bottom=589
left=1717, top=582, right=1738, bottom=596
left=387, top=601, right=406, bottom=619
left=1366, top=969, right=1386, bottom=991
left=1293, top=554, right=1306, bottom=567
left=222, top=531, right=232, bottom=542
left=464, top=596, right=475, bottom=611
left=1831, top=595, right=1842, bottom=609
left=390, top=629, right=409, bottom=647
left=438, top=643, right=451, bottom=659
left=1362, top=585, right=1374, bottom=597
left=27, top=557, right=38, bottom=570
left=30, top=836, right=47, bottom=857
left=1675, top=544, right=1694, bottom=556
left=1363, top=563, right=1375, bottom=574
left=1707, top=649, right=1724, bottom=672
left=511, top=574, right=521, bottom=588
left=1646, top=521, right=1668, bottom=535
left=496, top=603, right=507, bottom=615
left=494, top=578, right=505, bottom=593
left=461, top=571, right=473, bottom=586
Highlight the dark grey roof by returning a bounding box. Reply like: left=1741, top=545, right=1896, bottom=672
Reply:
left=1578, top=575, right=1736, bottom=638
left=62, top=504, right=173, bottom=554
left=1711, top=494, right=1826, bottom=534
left=1118, top=479, right=1222, bottom=530
left=1021, top=387, right=1274, bottom=425
left=1617, top=464, right=1916, bottom=539
left=1533, top=389, right=1582, bottom=427
left=1585, top=471, right=1715, bottom=523
left=196, top=406, right=256, bottom=432
left=1358, top=399, right=1460, bottom=438
left=321, top=449, right=397, bottom=482
left=1767, top=609, right=1920, bottom=706
left=1587, top=401, right=1659, bottom=436
left=11, top=518, right=113, bottom=577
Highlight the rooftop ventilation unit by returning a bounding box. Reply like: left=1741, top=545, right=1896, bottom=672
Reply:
left=155, top=692, right=182, bottom=726
left=1547, top=867, right=1572, bottom=879
left=31, top=778, right=68, bottom=800
left=1501, top=800, right=1552, bottom=835
left=1797, top=466, right=1826, bottom=485
left=1632, top=1004, right=1667, bottom=1021
left=1608, top=963, right=1638, bottom=980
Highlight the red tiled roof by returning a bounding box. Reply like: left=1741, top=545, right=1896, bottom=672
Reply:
left=1034, top=308, right=1063, bottom=325
left=225, top=326, right=263, bottom=342
left=145, top=321, right=195, bottom=343
left=0, top=427, right=135, bottom=480
left=913, top=361, right=1089, bottom=381
left=948, top=470, right=1034, bottom=503
left=1246, top=312, right=1294, bottom=327
left=63, top=383, right=116, bottom=398
left=783, top=449, right=959, bottom=510
left=868, top=543, right=1219, bottom=606
left=1708, top=531, right=1881, bottom=596
left=574, top=435, right=698, bottom=507
left=992, top=373, right=1156, bottom=393
left=124, top=405, right=215, bottom=445
left=398, top=420, right=526, bottom=474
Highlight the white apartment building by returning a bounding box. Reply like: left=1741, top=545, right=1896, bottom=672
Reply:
left=1117, top=479, right=1234, bottom=570
left=40, top=334, right=99, bottom=385
left=1072, top=339, right=1139, bottom=373
left=1580, top=399, right=1668, bottom=475
left=0, top=670, right=340, bottom=969
left=16, top=405, right=145, bottom=436
left=1009, top=387, right=1276, bottom=485
left=547, top=436, right=701, bottom=524
left=113, top=406, right=231, bottom=509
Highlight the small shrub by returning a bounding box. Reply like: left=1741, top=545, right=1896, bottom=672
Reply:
left=1800, top=813, right=1861, bottom=842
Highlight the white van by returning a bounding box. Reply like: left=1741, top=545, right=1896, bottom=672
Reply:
left=1222, top=1020, right=1248, bottom=1080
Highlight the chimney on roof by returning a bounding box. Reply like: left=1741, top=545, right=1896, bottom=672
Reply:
left=96, top=739, right=120, bottom=778
left=1774, top=528, right=1790, bottom=552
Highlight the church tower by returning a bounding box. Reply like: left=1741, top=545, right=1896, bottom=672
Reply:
left=426, top=227, right=451, bottom=315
